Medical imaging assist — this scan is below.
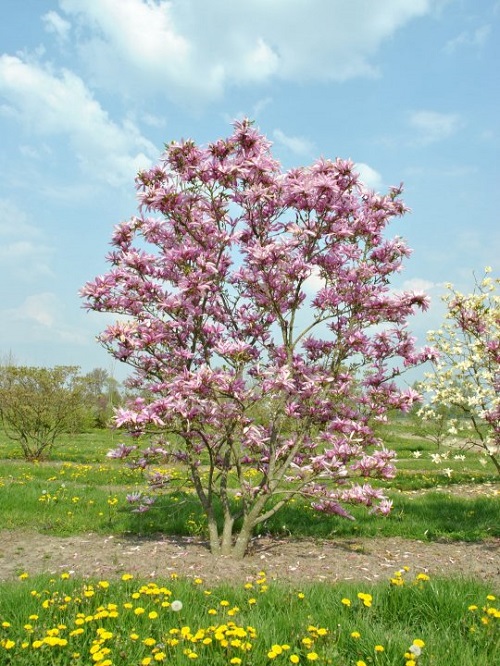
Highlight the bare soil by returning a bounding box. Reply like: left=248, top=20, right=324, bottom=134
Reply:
left=0, top=531, right=498, bottom=588
left=1, top=485, right=498, bottom=588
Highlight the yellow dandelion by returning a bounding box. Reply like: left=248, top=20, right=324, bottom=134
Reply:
left=415, top=573, right=430, bottom=582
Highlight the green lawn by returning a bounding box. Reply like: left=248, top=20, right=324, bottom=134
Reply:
left=0, top=422, right=498, bottom=664
left=0, top=424, right=498, bottom=541
left=0, top=568, right=498, bottom=665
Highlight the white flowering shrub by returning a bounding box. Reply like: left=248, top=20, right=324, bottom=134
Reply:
left=418, top=268, right=499, bottom=475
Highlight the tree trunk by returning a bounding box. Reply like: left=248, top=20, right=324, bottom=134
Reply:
left=231, top=523, right=254, bottom=560
left=207, top=516, right=222, bottom=557
left=220, top=512, right=235, bottom=556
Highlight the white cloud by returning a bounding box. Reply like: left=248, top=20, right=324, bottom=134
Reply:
left=303, top=266, right=326, bottom=293
left=42, top=10, right=72, bottom=42
left=355, top=163, right=383, bottom=190
left=408, top=110, right=462, bottom=144
left=0, top=54, right=157, bottom=186
left=444, top=25, right=491, bottom=54
left=56, top=0, right=433, bottom=102
left=0, top=199, right=54, bottom=280
left=0, top=199, right=43, bottom=239
left=273, top=129, right=314, bottom=156
left=2, top=293, right=88, bottom=345
left=400, top=278, right=436, bottom=293
left=19, top=143, right=53, bottom=160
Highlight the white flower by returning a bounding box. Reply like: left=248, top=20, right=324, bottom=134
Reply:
left=409, top=644, right=422, bottom=657
left=453, top=455, right=465, bottom=461
left=170, top=600, right=183, bottom=612
left=412, top=451, right=423, bottom=459
left=442, top=468, right=453, bottom=478
left=430, top=453, right=441, bottom=464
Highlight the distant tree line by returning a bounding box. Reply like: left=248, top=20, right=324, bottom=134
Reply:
left=0, top=361, right=122, bottom=461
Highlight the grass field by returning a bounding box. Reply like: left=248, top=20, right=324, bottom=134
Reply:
left=0, top=424, right=498, bottom=542
left=0, top=422, right=499, bottom=664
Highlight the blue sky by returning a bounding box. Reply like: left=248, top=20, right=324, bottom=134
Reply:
left=1, top=0, right=499, bottom=382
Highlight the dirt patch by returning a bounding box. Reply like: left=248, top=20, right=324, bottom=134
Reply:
left=1, top=530, right=498, bottom=588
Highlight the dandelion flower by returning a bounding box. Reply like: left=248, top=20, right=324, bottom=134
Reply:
left=171, top=600, right=183, bottom=612
left=415, top=573, right=430, bottom=582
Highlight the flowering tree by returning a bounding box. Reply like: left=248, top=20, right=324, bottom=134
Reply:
left=418, top=269, right=500, bottom=475
left=82, top=120, right=433, bottom=558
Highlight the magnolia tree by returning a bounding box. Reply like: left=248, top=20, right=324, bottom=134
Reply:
left=82, top=120, right=434, bottom=557
left=418, top=269, right=500, bottom=475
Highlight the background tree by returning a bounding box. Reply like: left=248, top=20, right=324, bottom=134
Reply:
left=83, top=368, right=122, bottom=428
left=82, top=119, right=434, bottom=558
left=409, top=396, right=463, bottom=450
left=419, top=268, right=500, bottom=474
left=0, top=365, right=93, bottom=461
